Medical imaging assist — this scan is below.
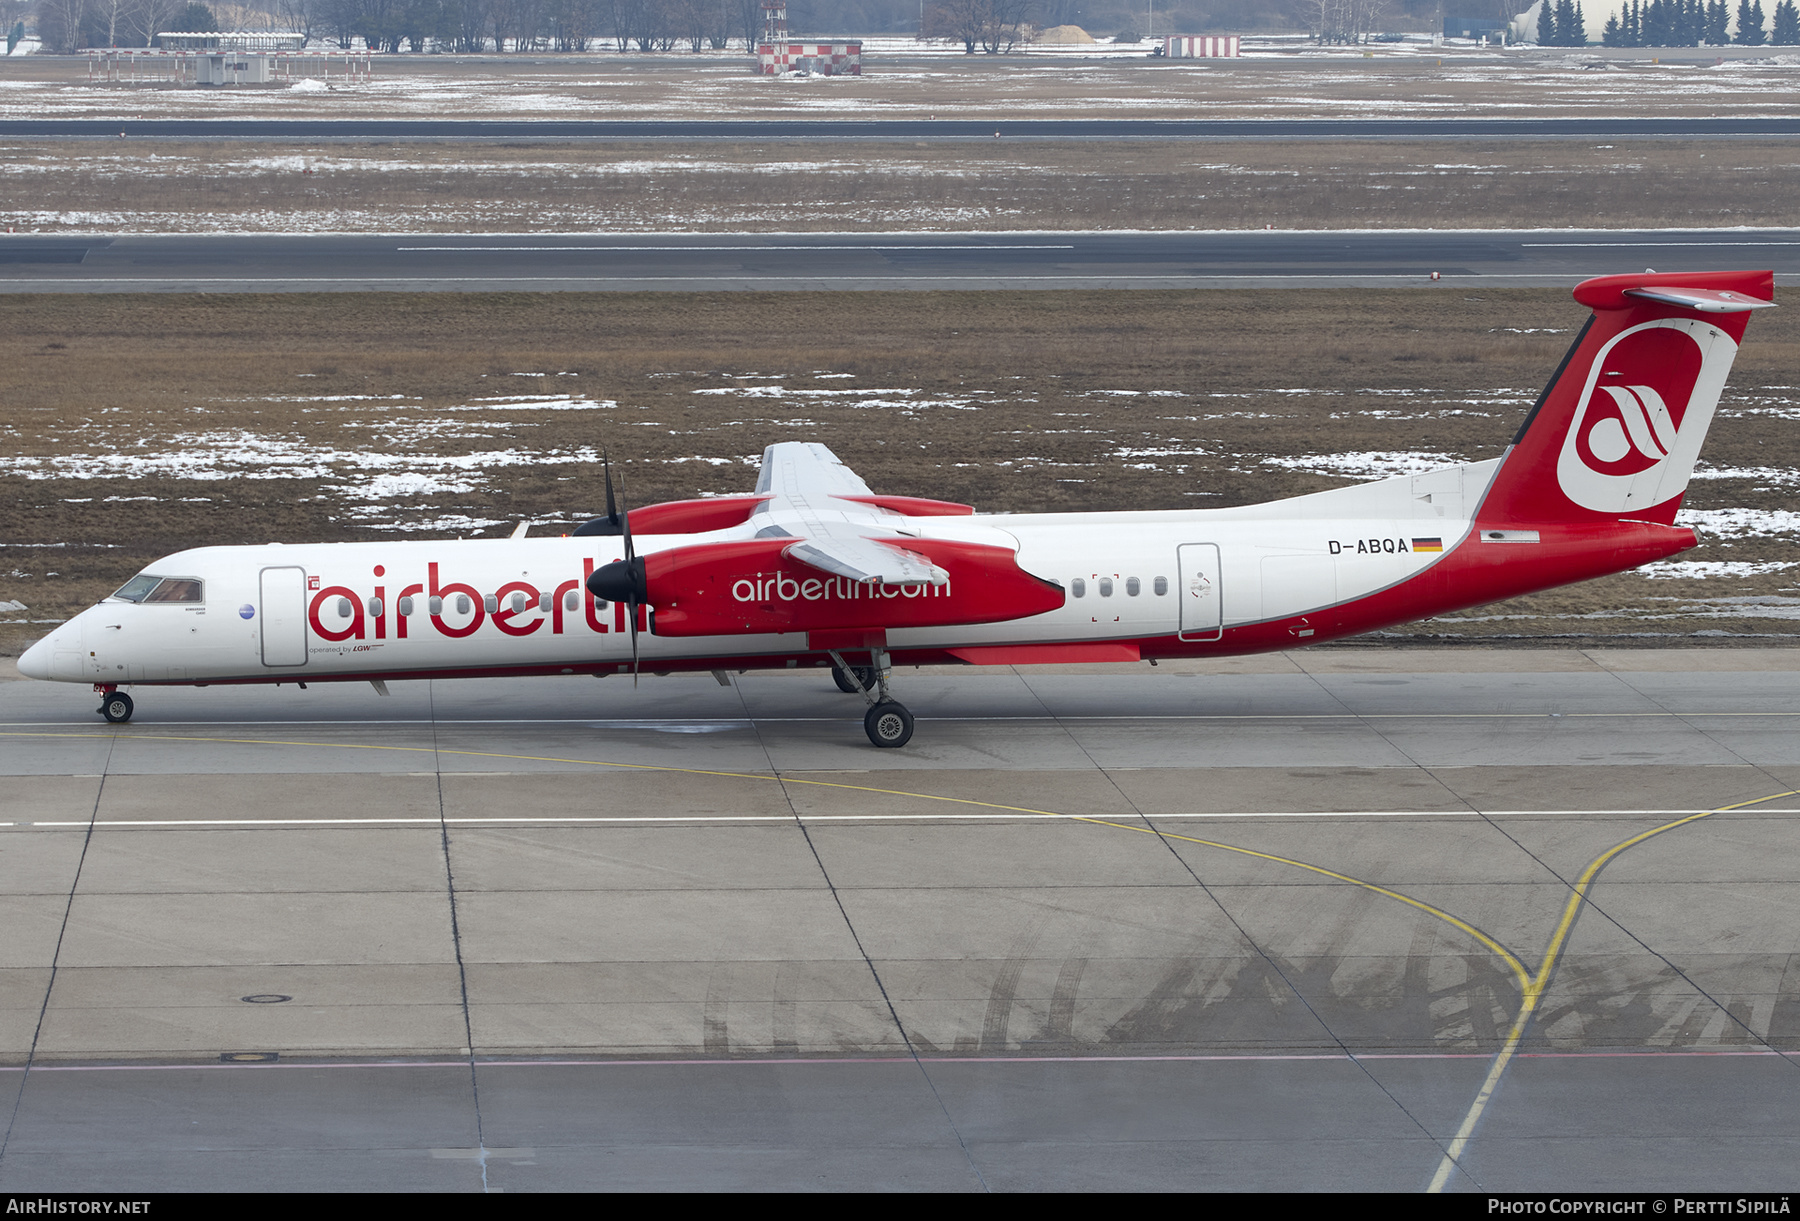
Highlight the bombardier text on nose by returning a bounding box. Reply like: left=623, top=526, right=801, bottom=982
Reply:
left=18, top=271, right=1776, bottom=747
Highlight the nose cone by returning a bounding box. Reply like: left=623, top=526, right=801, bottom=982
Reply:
left=17, top=633, right=53, bottom=680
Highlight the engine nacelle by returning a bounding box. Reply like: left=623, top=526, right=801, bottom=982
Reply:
left=644, top=537, right=1064, bottom=638
left=573, top=494, right=772, bottom=537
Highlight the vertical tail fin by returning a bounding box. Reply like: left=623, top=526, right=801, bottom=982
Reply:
left=1477, top=270, right=1774, bottom=527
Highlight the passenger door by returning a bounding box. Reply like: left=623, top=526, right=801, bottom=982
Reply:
left=259, top=567, right=308, bottom=668
left=1176, top=544, right=1222, bottom=642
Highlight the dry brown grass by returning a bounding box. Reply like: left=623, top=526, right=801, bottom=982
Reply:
left=4, top=52, right=1799, bottom=122
left=5, top=139, right=1800, bottom=231
left=2, top=288, right=1796, bottom=653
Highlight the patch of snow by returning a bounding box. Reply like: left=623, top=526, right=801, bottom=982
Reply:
left=1691, top=465, right=1800, bottom=485
left=1677, top=507, right=1800, bottom=539
left=1639, top=560, right=1800, bottom=580
left=1262, top=450, right=1460, bottom=478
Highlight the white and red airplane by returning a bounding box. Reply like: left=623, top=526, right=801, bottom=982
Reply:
left=16, top=269, right=1775, bottom=747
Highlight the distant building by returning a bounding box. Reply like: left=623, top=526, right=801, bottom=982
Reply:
left=1164, top=35, right=1241, bottom=56
left=88, top=35, right=369, bottom=88
left=152, top=32, right=307, bottom=52
left=1444, top=15, right=1510, bottom=39
left=753, top=2, right=861, bottom=76
left=756, top=42, right=862, bottom=75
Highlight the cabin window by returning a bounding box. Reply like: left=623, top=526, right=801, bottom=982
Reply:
left=121, top=576, right=203, bottom=604
left=1071, top=578, right=1086, bottom=598
left=367, top=597, right=383, bottom=618
left=565, top=590, right=580, bottom=612
left=483, top=594, right=498, bottom=614
left=429, top=596, right=444, bottom=615
left=511, top=592, right=528, bottom=614
left=1126, top=577, right=1140, bottom=597
left=539, top=592, right=552, bottom=613
left=456, top=594, right=472, bottom=615
left=1154, top=576, right=1169, bottom=596
left=335, top=597, right=353, bottom=618
left=1098, top=577, right=1113, bottom=598
left=398, top=596, right=414, bottom=616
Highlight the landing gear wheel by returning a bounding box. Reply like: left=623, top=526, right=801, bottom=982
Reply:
left=864, top=701, right=914, bottom=748
left=833, top=665, right=877, bottom=695
left=99, top=692, right=134, bottom=724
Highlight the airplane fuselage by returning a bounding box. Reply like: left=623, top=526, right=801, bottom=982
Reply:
left=23, top=456, right=1695, bottom=688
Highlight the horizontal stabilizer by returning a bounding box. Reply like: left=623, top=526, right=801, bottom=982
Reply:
left=1623, top=286, right=1776, bottom=314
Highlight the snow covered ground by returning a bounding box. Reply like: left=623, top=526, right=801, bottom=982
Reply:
left=2, top=46, right=1798, bottom=122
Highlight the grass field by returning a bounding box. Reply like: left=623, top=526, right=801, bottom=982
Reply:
left=2, top=289, right=1796, bottom=654
left=6, top=140, right=1799, bottom=233
left=6, top=52, right=1800, bottom=122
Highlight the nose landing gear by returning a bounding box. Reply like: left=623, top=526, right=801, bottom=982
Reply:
left=95, top=684, right=133, bottom=724
left=828, top=649, right=914, bottom=749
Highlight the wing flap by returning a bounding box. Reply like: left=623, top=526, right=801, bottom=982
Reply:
left=785, top=537, right=945, bottom=585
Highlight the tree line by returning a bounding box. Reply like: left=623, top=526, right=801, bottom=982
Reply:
left=1598, top=0, right=1799, bottom=44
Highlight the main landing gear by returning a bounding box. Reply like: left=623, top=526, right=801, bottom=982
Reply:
left=832, top=664, right=877, bottom=694
left=830, top=650, right=913, bottom=749
left=95, top=684, right=133, bottom=724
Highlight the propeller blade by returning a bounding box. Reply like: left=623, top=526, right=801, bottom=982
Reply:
left=629, top=599, right=640, bottom=687
left=572, top=451, right=626, bottom=536
left=619, top=469, right=635, bottom=564
left=603, top=449, right=620, bottom=531
left=610, top=463, right=639, bottom=685
left=581, top=452, right=642, bottom=684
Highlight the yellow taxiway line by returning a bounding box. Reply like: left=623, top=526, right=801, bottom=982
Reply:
left=1424, top=787, right=1800, bottom=1193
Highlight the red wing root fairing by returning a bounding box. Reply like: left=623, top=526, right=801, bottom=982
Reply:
left=19, top=271, right=1775, bottom=747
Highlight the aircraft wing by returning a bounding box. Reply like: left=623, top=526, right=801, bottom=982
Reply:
left=752, top=442, right=950, bottom=586
left=786, top=536, right=940, bottom=585
left=754, top=441, right=878, bottom=505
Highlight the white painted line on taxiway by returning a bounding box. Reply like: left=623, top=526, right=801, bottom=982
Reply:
left=6, top=711, right=1800, bottom=727
left=8, top=1048, right=1786, bottom=1073
left=393, top=244, right=1079, bottom=251
left=17, top=809, right=1799, bottom=828
left=1521, top=241, right=1800, bottom=247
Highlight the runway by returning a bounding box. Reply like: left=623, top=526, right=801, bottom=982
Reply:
left=0, top=648, right=1796, bottom=1191
left=4, top=230, right=1799, bottom=292
left=7, top=118, right=1800, bottom=140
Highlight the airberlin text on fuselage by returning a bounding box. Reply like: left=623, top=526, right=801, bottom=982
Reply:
left=305, top=560, right=630, bottom=643
left=730, top=572, right=952, bottom=604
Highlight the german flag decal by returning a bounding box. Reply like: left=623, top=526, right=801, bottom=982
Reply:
left=1412, top=537, right=1444, bottom=552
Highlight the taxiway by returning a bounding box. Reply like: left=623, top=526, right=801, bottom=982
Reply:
left=0, top=648, right=1796, bottom=1191
left=3, top=230, right=1799, bottom=292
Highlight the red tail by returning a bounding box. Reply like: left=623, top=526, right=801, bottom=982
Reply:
left=1477, top=269, right=1774, bottom=527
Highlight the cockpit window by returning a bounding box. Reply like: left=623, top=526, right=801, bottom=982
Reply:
left=144, top=578, right=204, bottom=603
left=114, top=575, right=204, bottom=604
left=111, top=575, right=160, bottom=603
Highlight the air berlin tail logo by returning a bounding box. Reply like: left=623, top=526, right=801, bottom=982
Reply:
left=1575, top=383, right=1679, bottom=477
left=1555, top=318, right=1733, bottom=514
